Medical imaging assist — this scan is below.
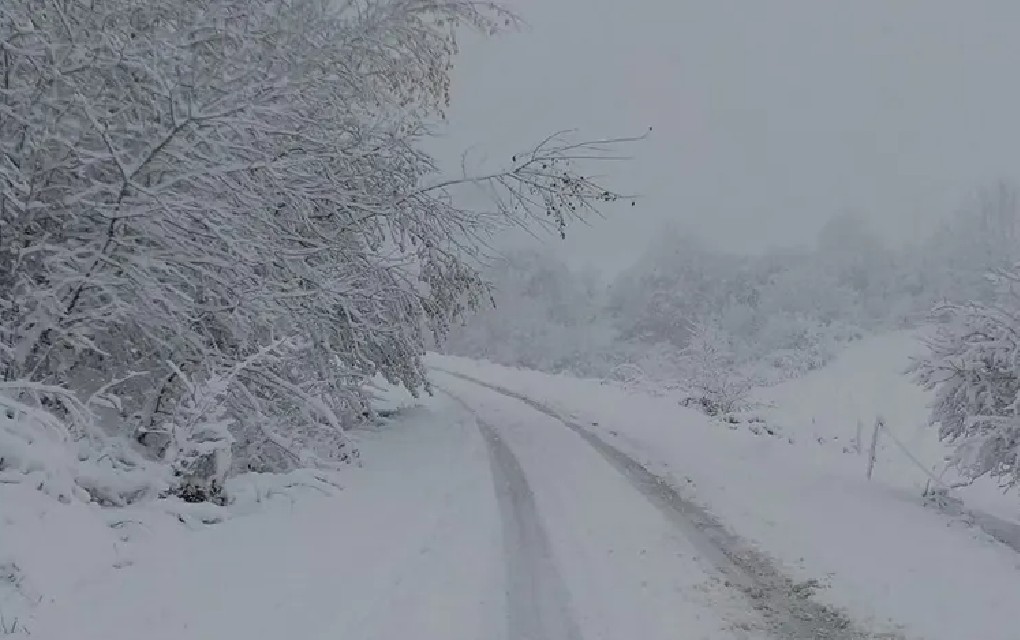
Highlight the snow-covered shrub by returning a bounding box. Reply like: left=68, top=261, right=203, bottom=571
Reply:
left=0, top=390, right=164, bottom=506
left=602, top=352, right=683, bottom=397
left=748, top=314, right=865, bottom=382
left=162, top=363, right=243, bottom=504
left=676, top=321, right=754, bottom=416
left=910, top=267, right=1020, bottom=488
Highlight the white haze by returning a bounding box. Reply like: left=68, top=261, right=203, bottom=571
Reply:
left=6, top=2, right=1020, bottom=638
left=439, top=0, right=1020, bottom=273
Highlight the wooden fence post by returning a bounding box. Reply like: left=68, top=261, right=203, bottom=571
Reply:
left=866, top=416, right=883, bottom=481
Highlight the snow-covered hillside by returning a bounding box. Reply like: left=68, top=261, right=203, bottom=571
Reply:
left=752, top=329, right=1020, bottom=525
left=751, top=329, right=931, bottom=454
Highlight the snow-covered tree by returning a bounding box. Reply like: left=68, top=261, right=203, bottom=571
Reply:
left=917, top=181, right=1020, bottom=305
left=608, top=228, right=739, bottom=348
left=910, top=266, right=1020, bottom=488
left=676, top=319, right=754, bottom=416
left=0, top=0, right=634, bottom=502
left=603, top=221, right=879, bottom=383
left=443, top=249, right=618, bottom=375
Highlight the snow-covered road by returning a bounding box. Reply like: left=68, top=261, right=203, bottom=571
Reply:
left=441, top=382, right=759, bottom=639
left=20, top=368, right=895, bottom=640
left=453, top=395, right=583, bottom=640
left=435, top=370, right=898, bottom=640
left=31, top=348, right=1020, bottom=639
left=429, top=346, right=1020, bottom=640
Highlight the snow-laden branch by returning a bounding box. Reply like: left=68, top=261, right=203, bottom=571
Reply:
left=0, top=0, right=635, bottom=503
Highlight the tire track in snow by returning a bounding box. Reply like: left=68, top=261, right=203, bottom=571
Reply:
left=434, top=368, right=907, bottom=640
left=444, top=390, right=583, bottom=640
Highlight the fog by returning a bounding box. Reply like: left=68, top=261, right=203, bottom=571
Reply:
left=6, top=3, right=1020, bottom=632
left=439, top=0, right=1020, bottom=273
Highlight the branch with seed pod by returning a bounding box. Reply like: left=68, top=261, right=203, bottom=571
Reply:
left=406, top=128, right=648, bottom=241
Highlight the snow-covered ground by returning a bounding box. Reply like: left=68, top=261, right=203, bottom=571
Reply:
left=2, top=396, right=507, bottom=640
left=429, top=331, right=1020, bottom=640
left=750, top=329, right=1020, bottom=523
left=4, top=330, right=1020, bottom=639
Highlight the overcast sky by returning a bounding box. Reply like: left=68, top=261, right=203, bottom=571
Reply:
left=434, top=0, right=1020, bottom=273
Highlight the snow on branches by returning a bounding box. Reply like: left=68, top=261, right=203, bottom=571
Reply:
left=0, top=0, right=633, bottom=503
left=910, top=267, right=1020, bottom=488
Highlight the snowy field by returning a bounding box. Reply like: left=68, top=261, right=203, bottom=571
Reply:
left=750, top=330, right=1020, bottom=525
left=3, top=331, right=1020, bottom=639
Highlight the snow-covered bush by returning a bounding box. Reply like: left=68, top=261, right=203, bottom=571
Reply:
left=910, top=267, right=1020, bottom=488
left=676, top=321, right=755, bottom=416
left=0, top=390, right=164, bottom=506
left=748, top=314, right=865, bottom=382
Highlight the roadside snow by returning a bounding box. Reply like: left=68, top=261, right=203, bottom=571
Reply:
left=752, top=329, right=1020, bottom=524
left=430, top=338, right=1020, bottom=640
left=2, top=400, right=504, bottom=640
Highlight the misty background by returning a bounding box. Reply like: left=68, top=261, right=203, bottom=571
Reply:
left=437, top=0, right=1020, bottom=273
left=438, top=0, right=1020, bottom=420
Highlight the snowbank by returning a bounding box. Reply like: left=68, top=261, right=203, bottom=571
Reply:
left=35, top=404, right=501, bottom=640
left=3, top=395, right=505, bottom=639
left=0, top=462, right=350, bottom=636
